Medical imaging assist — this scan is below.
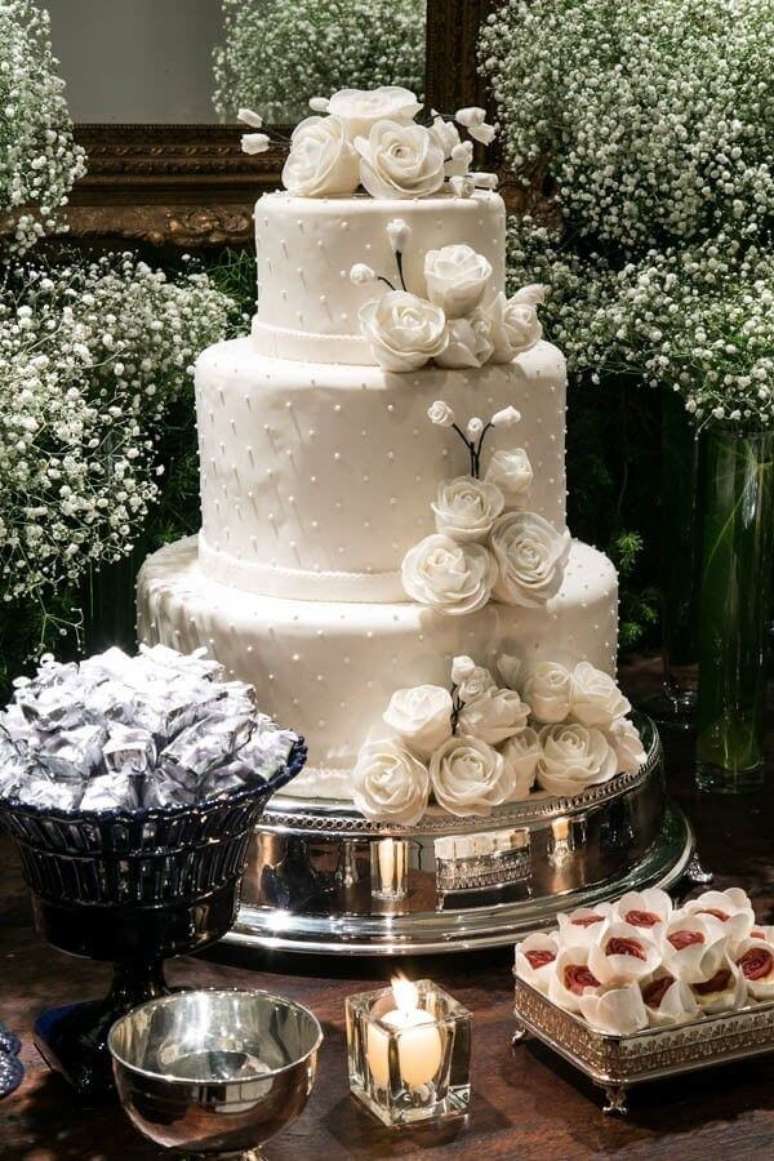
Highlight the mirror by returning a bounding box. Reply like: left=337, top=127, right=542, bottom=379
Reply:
left=44, top=0, right=427, bottom=126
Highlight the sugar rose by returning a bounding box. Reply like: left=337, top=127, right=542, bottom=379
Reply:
left=359, top=290, right=447, bottom=372
left=382, top=684, right=453, bottom=759
left=523, top=661, right=572, bottom=723
left=485, top=448, right=533, bottom=507
left=536, top=722, right=617, bottom=797
left=500, top=726, right=541, bottom=798
left=424, top=244, right=493, bottom=319
left=457, top=687, right=530, bottom=746
left=431, top=475, right=505, bottom=543
left=352, top=738, right=429, bottom=826
left=490, top=511, right=571, bottom=607
left=356, top=120, right=445, bottom=199
left=328, top=86, right=421, bottom=139
left=429, top=735, right=514, bottom=817
left=570, top=661, right=631, bottom=728
left=282, top=116, right=360, bottom=198
left=401, top=534, right=497, bottom=615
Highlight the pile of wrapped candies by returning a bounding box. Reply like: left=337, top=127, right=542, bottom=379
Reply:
left=0, top=645, right=299, bottom=814
left=516, top=887, right=774, bottom=1034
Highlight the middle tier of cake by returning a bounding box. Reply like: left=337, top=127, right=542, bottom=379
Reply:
left=195, top=336, right=567, bottom=604
left=137, top=535, right=617, bottom=799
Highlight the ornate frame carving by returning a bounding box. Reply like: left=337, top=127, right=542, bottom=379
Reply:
left=60, top=1, right=514, bottom=247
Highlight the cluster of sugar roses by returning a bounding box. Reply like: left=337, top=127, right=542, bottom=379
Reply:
left=350, top=222, right=545, bottom=373
left=400, top=402, right=570, bottom=615
left=238, top=84, right=497, bottom=200
left=517, top=887, right=774, bottom=1035
left=352, top=653, right=644, bottom=825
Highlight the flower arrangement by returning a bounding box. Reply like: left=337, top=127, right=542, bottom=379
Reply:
left=352, top=653, right=644, bottom=824
left=0, top=0, right=86, bottom=253
left=516, top=887, right=774, bottom=1035
left=0, top=255, right=231, bottom=623
left=213, top=0, right=426, bottom=125
left=400, top=401, right=570, bottom=615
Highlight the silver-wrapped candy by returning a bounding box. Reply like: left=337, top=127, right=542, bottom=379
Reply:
left=16, top=777, right=83, bottom=812
left=161, top=713, right=254, bottom=778
left=37, top=723, right=107, bottom=782
left=103, top=724, right=156, bottom=776
left=80, top=772, right=140, bottom=812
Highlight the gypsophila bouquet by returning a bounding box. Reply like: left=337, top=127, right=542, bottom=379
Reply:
left=587, top=238, right=774, bottom=428
left=213, top=0, right=426, bottom=123
left=481, top=0, right=774, bottom=255
left=0, top=0, right=86, bottom=252
left=0, top=254, right=230, bottom=606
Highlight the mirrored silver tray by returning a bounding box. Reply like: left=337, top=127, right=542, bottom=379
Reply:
left=512, top=975, right=774, bottom=1115
left=227, top=715, right=695, bottom=956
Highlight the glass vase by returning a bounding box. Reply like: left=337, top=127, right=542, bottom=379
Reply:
left=695, top=426, right=774, bottom=793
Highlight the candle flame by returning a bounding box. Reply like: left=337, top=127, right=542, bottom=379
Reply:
left=391, top=974, right=419, bottom=1014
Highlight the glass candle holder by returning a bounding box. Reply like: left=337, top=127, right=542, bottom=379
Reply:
left=346, top=978, right=471, bottom=1128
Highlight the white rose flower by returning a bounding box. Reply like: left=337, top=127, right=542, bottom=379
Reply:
left=282, top=115, right=360, bottom=198
left=570, top=661, right=632, bottom=728
left=450, top=655, right=477, bottom=685
left=386, top=217, right=411, bottom=253
left=428, top=115, right=462, bottom=162
left=457, top=686, right=530, bottom=746
left=557, top=904, right=614, bottom=948
left=536, top=723, right=617, bottom=797
left=455, top=663, right=496, bottom=703
left=523, top=661, right=572, bottom=723
left=382, top=684, right=453, bottom=759
left=548, top=946, right=603, bottom=1013
left=484, top=448, right=533, bottom=507
left=427, top=399, right=455, bottom=427
left=349, top=263, right=376, bottom=286
left=429, top=736, right=514, bottom=817
left=241, top=132, right=271, bottom=155
left=359, top=291, right=447, bottom=372
left=642, top=973, right=701, bottom=1027
left=614, top=888, right=673, bottom=933
left=352, top=738, right=430, bottom=826
left=500, top=726, right=541, bottom=798
left=356, top=120, right=445, bottom=199
left=608, top=716, right=646, bottom=773
left=588, top=923, right=662, bottom=986
left=486, top=292, right=543, bottom=363
left=446, top=141, right=474, bottom=177
left=424, top=244, right=493, bottom=319
left=401, top=534, right=497, bottom=615
left=431, top=475, right=505, bottom=543
left=682, top=888, right=756, bottom=947
left=735, top=938, right=774, bottom=1000
left=435, top=316, right=494, bottom=369
left=689, top=956, right=747, bottom=1014
left=491, top=406, right=522, bottom=429
left=328, top=86, right=421, bottom=139
left=662, top=915, right=729, bottom=984
left=490, top=511, right=571, bottom=607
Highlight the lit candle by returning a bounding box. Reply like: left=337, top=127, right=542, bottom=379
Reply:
left=366, top=977, right=443, bottom=1090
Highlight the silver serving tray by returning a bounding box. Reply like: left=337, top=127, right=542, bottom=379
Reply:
left=512, top=975, right=774, bottom=1114
left=225, top=715, right=696, bottom=956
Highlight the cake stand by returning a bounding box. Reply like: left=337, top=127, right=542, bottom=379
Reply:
left=226, top=715, right=696, bottom=956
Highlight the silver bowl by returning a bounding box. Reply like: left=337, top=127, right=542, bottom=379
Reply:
left=108, top=989, right=322, bottom=1159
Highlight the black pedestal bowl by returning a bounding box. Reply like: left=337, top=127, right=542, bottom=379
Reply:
left=0, top=740, right=306, bottom=1100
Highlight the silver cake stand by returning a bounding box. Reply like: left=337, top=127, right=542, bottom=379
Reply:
left=226, top=715, right=695, bottom=956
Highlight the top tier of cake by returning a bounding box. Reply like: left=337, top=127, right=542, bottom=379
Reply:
left=251, top=190, right=506, bottom=365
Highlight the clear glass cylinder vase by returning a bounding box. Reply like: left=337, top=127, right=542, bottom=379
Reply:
left=695, top=425, right=774, bottom=792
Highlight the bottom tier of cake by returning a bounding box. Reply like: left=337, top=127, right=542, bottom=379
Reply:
left=137, top=535, right=618, bottom=800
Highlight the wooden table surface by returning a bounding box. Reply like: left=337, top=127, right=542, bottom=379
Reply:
left=1, top=662, right=773, bottom=1161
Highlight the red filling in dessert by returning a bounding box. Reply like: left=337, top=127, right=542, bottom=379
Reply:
left=642, top=976, right=674, bottom=1008
left=525, top=949, right=556, bottom=971
left=668, top=930, right=705, bottom=951
left=738, top=946, right=773, bottom=981
left=624, top=909, right=660, bottom=928
left=697, top=907, right=729, bottom=922
left=564, top=964, right=600, bottom=995
left=693, top=969, right=732, bottom=996
left=570, top=914, right=605, bottom=928
left=606, top=936, right=647, bottom=960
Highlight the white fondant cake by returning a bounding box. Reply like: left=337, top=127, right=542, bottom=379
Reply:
left=137, top=89, right=624, bottom=813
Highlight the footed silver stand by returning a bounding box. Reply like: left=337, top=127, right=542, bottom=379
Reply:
left=227, top=715, right=695, bottom=956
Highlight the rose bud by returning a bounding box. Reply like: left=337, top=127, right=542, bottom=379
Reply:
left=557, top=904, right=613, bottom=948
left=614, top=887, right=672, bottom=933
left=641, top=972, right=700, bottom=1027
left=579, top=983, right=649, bottom=1035
left=349, top=263, right=377, bottom=286
left=308, top=96, right=330, bottom=113
left=491, top=405, right=522, bottom=429
left=549, top=946, right=603, bottom=1013
left=386, top=217, right=411, bottom=254
left=515, top=932, right=560, bottom=995
left=427, top=399, right=455, bottom=427
left=241, top=133, right=271, bottom=155
left=588, top=922, right=661, bottom=986
left=735, top=938, right=774, bottom=1000
left=238, top=107, right=264, bottom=128
left=690, top=956, right=747, bottom=1014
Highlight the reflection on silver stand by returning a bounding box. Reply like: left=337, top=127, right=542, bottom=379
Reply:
left=227, top=715, right=696, bottom=956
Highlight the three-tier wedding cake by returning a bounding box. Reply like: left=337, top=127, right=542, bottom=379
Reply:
left=138, top=87, right=640, bottom=823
